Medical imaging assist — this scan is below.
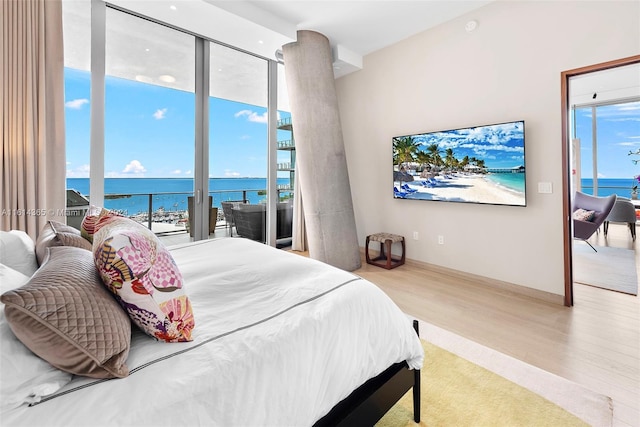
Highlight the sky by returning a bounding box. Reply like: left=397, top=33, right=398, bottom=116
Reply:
left=573, top=101, right=640, bottom=180
left=65, top=68, right=639, bottom=181
left=64, top=68, right=292, bottom=179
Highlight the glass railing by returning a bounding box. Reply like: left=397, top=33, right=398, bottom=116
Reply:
left=277, top=139, right=295, bottom=149
left=277, top=162, right=293, bottom=171
left=277, top=117, right=292, bottom=127
left=71, top=188, right=294, bottom=235
left=579, top=186, right=635, bottom=199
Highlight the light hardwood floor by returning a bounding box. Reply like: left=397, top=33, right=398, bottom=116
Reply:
left=348, top=223, right=638, bottom=427
left=162, top=224, right=639, bottom=425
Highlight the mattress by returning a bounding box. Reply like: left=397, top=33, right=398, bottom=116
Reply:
left=2, top=237, right=423, bottom=426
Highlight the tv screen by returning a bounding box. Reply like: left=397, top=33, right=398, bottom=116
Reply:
left=392, top=120, right=526, bottom=207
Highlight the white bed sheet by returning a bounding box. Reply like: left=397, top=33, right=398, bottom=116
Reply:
left=3, top=238, right=423, bottom=426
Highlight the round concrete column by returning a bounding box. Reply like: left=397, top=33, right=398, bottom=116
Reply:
left=282, top=30, right=361, bottom=271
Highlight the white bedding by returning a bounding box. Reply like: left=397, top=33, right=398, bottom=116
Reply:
left=3, top=238, right=423, bottom=426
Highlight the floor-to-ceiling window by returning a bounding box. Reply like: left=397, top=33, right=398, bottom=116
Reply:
left=572, top=99, right=640, bottom=198
left=62, top=0, right=287, bottom=245
left=105, top=8, right=196, bottom=231
left=62, top=0, right=91, bottom=229
left=208, top=43, right=268, bottom=241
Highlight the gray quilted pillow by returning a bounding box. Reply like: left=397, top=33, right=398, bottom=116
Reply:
left=1, top=246, right=131, bottom=378
left=35, top=220, right=92, bottom=266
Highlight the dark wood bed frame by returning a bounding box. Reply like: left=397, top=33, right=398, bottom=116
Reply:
left=313, top=320, right=421, bottom=426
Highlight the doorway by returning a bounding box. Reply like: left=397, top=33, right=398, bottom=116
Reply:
left=561, top=55, right=640, bottom=306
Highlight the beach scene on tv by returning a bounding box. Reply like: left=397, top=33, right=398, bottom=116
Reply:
left=393, top=120, right=526, bottom=206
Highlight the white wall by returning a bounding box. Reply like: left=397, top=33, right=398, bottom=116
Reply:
left=336, top=1, right=639, bottom=297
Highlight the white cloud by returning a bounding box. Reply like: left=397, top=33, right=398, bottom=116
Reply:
left=153, top=108, right=168, bottom=120
left=171, top=169, right=193, bottom=176
left=122, top=160, right=147, bottom=175
left=66, top=164, right=90, bottom=178
left=65, top=98, right=89, bottom=109
left=224, top=169, right=241, bottom=177
left=234, top=109, right=268, bottom=124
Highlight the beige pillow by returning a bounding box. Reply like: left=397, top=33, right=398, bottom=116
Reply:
left=0, top=246, right=131, bottom=379
left=35, top=220, right=92, bottom=266
left=572, top=208, right=595, bottom=222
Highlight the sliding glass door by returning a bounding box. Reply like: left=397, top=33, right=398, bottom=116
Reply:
left=62, top=0, right=287, bottom=245
left=208, top=43, right=268, bottom=241
left=105, top=8, right=196, bottom=233
left=572, top=99, right=640, bottom=198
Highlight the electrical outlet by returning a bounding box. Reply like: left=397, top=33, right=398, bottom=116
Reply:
left=413, top=231, right=419, bottom=240
left=438, top=235, right=444, bottom=245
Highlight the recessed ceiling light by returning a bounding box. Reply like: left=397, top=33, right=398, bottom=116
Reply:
left=465, top=20, right=478, bottom=33
left=169, top=5, right=177, bottom=11
left=159, top=75, right=176, bottom=83
left=135, top=75, right=153, bottom=84
left=145, top=48, right=150, bottom=52
left=258, top=40, right=264, bottom=44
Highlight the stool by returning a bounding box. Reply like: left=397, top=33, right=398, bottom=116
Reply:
left=365, top=233, right=405, bottom=270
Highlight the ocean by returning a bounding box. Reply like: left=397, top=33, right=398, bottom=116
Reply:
left=481, top=176, right=633, bottom=198
left=67, top=176, right=635, bottom=217
left=579, top=178, right=636, bottom=198
left=66, top=178, right=291, bottom=216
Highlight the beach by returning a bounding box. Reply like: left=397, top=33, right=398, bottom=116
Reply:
left=398, top=174, right=526, bottom=206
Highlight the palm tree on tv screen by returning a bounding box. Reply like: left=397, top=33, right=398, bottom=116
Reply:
left=444, top=148, right=457, bottom=170
left=426, top=143, right=443, bottom=168
left=393, top=136, right=420, bottom=167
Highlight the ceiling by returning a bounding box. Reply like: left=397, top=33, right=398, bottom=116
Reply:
left=65, top=1, right=638, bottom=106
left=109, top=0, right=493, bottom=78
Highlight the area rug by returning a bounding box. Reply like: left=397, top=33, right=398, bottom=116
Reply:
left=376, top=319, right=613, bottom=427
left=573, top=242, right=638, bottom=295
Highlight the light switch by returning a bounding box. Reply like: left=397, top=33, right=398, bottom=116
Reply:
left=538, top=182, right=553, bottom=194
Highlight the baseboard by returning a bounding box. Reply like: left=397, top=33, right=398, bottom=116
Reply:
left=360, top=247, right=564, bottom=306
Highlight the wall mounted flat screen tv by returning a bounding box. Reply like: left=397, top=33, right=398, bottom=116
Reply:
left=392, top=120, right=526, bottom=207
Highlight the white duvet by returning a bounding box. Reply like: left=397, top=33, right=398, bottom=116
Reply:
left=3, top=238, right=423, bottom=426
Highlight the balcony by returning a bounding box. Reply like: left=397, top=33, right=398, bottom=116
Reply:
left=277, top=162, right=294, bottom=171
left=66, top=188, right=294, bottom=246
left=277, top=139, right=295, bottom=150
left=277, top=117, right=292, bottom=130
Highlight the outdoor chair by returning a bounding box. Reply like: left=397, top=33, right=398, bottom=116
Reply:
left=232, top=203, right=293, bottom=243
left=604, top=196, right=636, bottom=241
left=221, top=200, right=247, bottom=236
left=572, top=191, right=617, bottom=251
left=187, top=196, right=218, bottom=237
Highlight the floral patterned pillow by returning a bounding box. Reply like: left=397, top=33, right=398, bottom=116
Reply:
left=92, top=214, right=195, bottom=342
left=81, top=205, right=124, bottom=243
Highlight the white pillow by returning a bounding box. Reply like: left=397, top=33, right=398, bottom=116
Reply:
left=0, top=231, right=38, bottom=277
left=0, top=263, right=73, bottom=411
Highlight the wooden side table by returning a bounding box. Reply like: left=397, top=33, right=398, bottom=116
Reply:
left=365, top=233, right=405, bottom=270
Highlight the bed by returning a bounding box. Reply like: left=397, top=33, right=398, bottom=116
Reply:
left=0, top=223, right=423, bottom=426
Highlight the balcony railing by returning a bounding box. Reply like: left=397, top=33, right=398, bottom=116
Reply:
left=277, top=117, right=292, bottom=128
left=579, top=185, right=635, bottom=199
left=74, top=188, right=294, bottom=235
left=277, top=162, right=294, bottom=171
left=277, top=139, right=295, bottom=149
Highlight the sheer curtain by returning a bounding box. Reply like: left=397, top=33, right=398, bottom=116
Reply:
left=1, top=0, right=66, bottom=239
